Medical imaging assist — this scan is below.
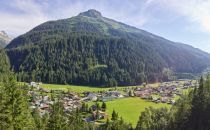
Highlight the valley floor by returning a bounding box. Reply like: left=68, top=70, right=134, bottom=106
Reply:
left=34, top=80, right=195, bottom=127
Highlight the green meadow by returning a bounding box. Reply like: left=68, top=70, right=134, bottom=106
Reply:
left=89, top=97, right=170, bottom=127
left=40, top=83, right=140, bottom=93
left=41, top=84, right=115, bottom=93
left=40, top=82, right=163, bottom=93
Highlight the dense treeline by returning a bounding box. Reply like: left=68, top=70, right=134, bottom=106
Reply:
left=7, top=34, right=164, bottom=87
left=136, top=76, right=210, bottom=130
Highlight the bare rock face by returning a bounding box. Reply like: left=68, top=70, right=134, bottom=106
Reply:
left=79, top=9, right=102, bottom=18
left=0, top=31, right=12, bottom=48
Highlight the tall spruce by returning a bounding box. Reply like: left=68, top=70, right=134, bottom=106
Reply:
left=47, top=101, right=67, bottom=130
left=0, top=74, right=35, bottom=129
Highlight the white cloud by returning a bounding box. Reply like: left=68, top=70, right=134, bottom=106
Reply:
left=155, top=0, right=210, bottom=33
left=0, top=0, right=153, bottom=36
left=0, top=0, right=48, bottom=36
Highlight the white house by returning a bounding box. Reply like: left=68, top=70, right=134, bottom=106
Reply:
left=87, top=93, right=97, bottom=101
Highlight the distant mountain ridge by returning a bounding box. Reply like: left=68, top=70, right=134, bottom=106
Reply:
left=5, top=9, right=210, bottom=86
left=0, top=31, right=12, bottom=48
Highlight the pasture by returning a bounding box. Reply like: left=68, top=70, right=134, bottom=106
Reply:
left=40, top=83, right=141, bottom=93
left=89, top=97, right=170, bottom=127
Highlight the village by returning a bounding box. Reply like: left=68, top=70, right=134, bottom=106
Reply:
left=27, top=80, right=199, bottom=122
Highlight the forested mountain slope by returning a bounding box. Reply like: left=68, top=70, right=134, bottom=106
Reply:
left=5, top=9, right=210, bottom=86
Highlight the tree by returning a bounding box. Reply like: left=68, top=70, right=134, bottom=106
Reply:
left=81, top=102, right=86, bottom=112
left=111, top=110, right=118, bottom=121
left=101, top=102, right=107, bottom=112
left=136, top=107, right=170, bottom=130
left=96, top=109, right=100, bottom=120
left=47, top=101, right=67, bottom=130
left=85, top=104, right=89, bottom=112
left=32, top=108, right=42, bottom=129
left=0, top=74, right=35, bottom=129
left=67, top=110, right=87, bottom=130
left=129, top=90, right=133, bottom=97
left=95, top=102, right=101, bottom=110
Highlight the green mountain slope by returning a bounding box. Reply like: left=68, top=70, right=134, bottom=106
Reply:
left=6, top=9, right=210, bottom=86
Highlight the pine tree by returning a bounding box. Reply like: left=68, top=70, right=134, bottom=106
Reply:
left=129, top=90, right=132, bottom=97
left=0, top=74, right=35, bottom=129
left=32, top=108, right=45, bottom=130
left=81, top=102, right=86, bottom=112
left=96, top=109, right=100, bottom=120
left=111, top=110, right=118, bottom=121
left=85, top=104, right=89, bottom=112
left=47, top=101, right=67, bottom=130
left=101, top=102, right=107, bottom=112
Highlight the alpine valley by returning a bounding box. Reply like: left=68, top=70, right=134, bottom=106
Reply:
left=5, top=9, right=210, bottom=86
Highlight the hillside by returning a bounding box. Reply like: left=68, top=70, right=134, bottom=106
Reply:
left=6, top=9, right=210, bottom=86
left=0, top=31, right=12, bottom=48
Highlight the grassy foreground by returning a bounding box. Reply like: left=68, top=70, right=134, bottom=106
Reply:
left=89, top=97, right=170, bottom=127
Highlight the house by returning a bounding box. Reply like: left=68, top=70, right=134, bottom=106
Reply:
left=106, top=91, right=122, bottom=98
left=38, top=108, right=49, bottom=117
left=161, top=97, right=170, bottom=103
left=87, top=93, right=97, bottom=101
left=151, top=96, right=159, bottom=101
left=100, top=96, right=115, bottom=102
left=92, top=110, right=108, bottom=120
left=135, top=88, right=153, bottom=97
left=68, top=92, right=80, bottom=100
left=43, top=96, right=49, bottom=101
left=40, top=88, right=50, bottom=93
left=30, top=82, right=37, bottom=87
left=170, top=100, right=176, bottom=104
left=40, top=103, right=49, bottom=110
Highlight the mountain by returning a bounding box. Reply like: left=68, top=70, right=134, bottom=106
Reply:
left=0, top=31, right=12, bottom=48
left=6, top=9, right=210, bottom=86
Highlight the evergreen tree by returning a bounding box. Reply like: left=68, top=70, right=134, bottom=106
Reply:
left=0, top=74, right=35, bottom=129
left=111, top=110, right=118, bottom=121
left=101, top=102, right=107, bottom=112
left=47, top=101, right=67, bottom=130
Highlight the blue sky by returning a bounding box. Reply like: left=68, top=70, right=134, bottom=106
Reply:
left=0, top=0, right=210, bottom=53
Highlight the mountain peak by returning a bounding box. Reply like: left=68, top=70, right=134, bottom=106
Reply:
left=0, top=31, right=8, bottom=36
left=79, top=9, right=102, bottom=18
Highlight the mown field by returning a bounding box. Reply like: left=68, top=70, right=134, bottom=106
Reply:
left=42, top=84, right=106, bottom=92
left=41, top=83, right=139, bottom=93
left=40, top=82, right=164, bottom=93
left=89, top=97, right=170, bottom=127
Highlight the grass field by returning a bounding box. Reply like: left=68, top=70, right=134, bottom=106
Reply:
left=40, top=82, right=163, bottom=93
left=40, top=83, right=142, bottom=93
left=89, top=97, right=170, bottom=127
left=41, top=84, right=117, bottom=93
